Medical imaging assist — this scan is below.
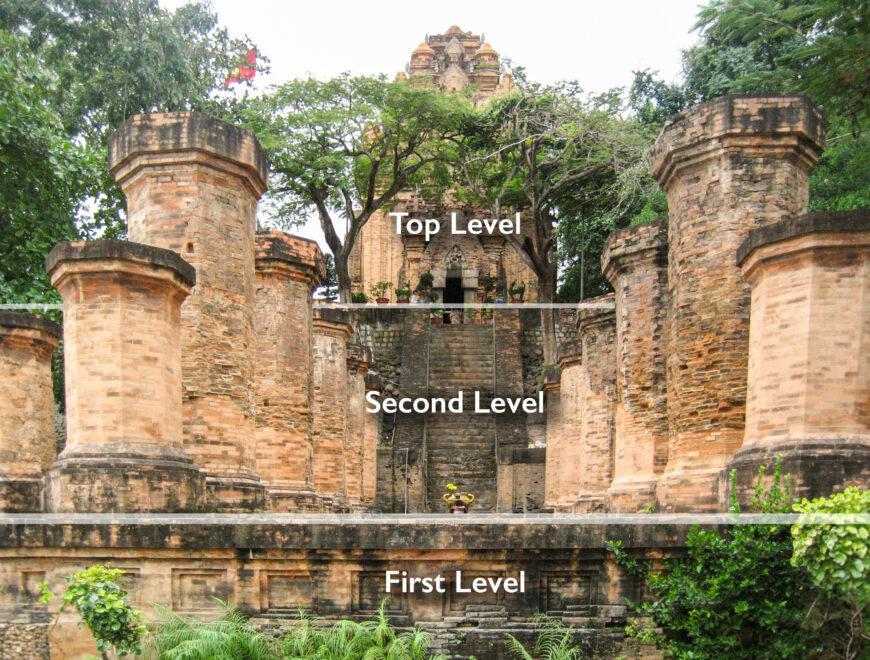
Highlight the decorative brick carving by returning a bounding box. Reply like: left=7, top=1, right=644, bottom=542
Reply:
left=44, top=240, right=205, bottom=512
left=601, top=220, right=669, bottom=512
left=0, top=313, right=60, bottom=512
left=253, top=231, right=325, bottom=512
left=727, top=210, right=870, bottom=504
left=650, top=95, right=825, bottom=511
left=109, top=112, right=269, bottom=511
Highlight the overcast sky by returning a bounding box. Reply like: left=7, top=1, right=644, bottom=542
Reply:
left=161, top=0, right=705, bottom=249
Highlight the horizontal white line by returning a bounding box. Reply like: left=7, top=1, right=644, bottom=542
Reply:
left=0, top=304, right=62, bottom=310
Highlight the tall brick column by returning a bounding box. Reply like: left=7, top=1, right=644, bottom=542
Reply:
left=543, top=366, right=562, bottom=510
left=253, top=232, right=325, bottom=511
left=602, top=221, right=669, bottom=512
left=555, top=342, right=583, bottom=512
left=727, top=211, right=870, bottom=505
left=108, top=112, right=269, bottom=510
left=0, top=313, right=60, bottom=512
left=363, top=373, right=383, bottom=507
left=650, top=95, right=824, bottom=511
left=311, top=308, right=354, bottom=511
left=345, top=343, right=371, bottom=510
left=44, top=240, right=205, bottom=512
left=573, top=300, right=617, bottom=512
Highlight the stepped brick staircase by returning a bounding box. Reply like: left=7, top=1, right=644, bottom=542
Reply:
left=426, top=324, right=498, bottom=512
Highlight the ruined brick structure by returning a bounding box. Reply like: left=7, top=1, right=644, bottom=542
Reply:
left=0, top=89, right=868, bottom=659
left=351, top=27, right=534, bottom=304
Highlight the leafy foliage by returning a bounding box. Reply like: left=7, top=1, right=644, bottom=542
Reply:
left=0, top=0, right=260, bottom=302
left=792, top=487, right=870, bottom=659
left=39, top=565, right=145, bottom=659
left=505, top=614, right=584, bottom=660
left=608, top=460, right=839, bottom=659
left=242, top=74, right=463, bottom=301
left=0, top=29, right=95, bottom=305
left=148, top=598, right=444, bottom=660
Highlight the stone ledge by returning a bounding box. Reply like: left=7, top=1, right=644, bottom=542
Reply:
left=45, top=239, right=196, bottom=287
left=0, top=312, right=61, bottom=338
left=108, top=112, right=268, bottom=192
left=737, top=209, right=870, bottom=265
left=0, top=515, right=719, bottom=550
left=255, top=231, right=326, bottom=283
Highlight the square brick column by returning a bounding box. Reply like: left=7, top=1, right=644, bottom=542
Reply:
left=542, top=366, right=562, bottom=510
left=345, top=343, right=372, bottom=510
left=44, top=240, right=205, bottom=512
left=601, top=220, right=669, bottom=512
left=363, top=373, right=383, bottom=507
left=573, top=300, right=617, bottom=512
left=0, top=313, right=60, bottom=512
left=108, top=112, right=269, bottom=511
left=555, top=342, right=585, bottom=512
left=727, top=211, right=870, bottom=505
left=311, top=308, right=354, bottom=511
left=253, top=232, right=325, bottom=512
left=650, top=96, right=825, bottom=511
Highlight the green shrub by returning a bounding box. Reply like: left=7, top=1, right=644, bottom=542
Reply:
left=505, top=613, right=584, bottom=659
left=608, top=459, right=836, bottom=659
left=39, top=565, right=145, bottom=659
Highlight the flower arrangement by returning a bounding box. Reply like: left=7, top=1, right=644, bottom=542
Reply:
left=442, top=483, right=475, bottom=513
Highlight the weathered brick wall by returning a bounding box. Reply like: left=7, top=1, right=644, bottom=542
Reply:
left=253, top=232, right=325, bottom=511
left=602, top=221, right=669, bottom=512
left=0, top=515, right=704, bottom=660
left=574, top=298, right=617, bottom=512
left=109, top=112, right=269, bottom=511
left=312, top=309, right=354, bottom=510
left=543, top=367, right=562, bottom=509
left=0, top=623, right=49, bottom=659
left=363, top=373, right=382, bottom=506
left=345, top=343, right=371, bottom=510
left=497, top=448, right=545, bottom=512
left=44, top=240, right=205, bottom=513
left=650, top=95, right=825, bottom=511
left=555, top=342, right=583, bottom=511
left=0, top=313, right=60, bottom=513
left=728, top=211, right=870, bottom=504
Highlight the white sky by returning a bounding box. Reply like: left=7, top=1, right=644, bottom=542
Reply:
left=161, top=0, right=705, bottom=250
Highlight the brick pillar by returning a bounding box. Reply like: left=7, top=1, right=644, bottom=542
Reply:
left=0, top=313, right=60, bottom=512
left=727, top=211, right=870, bottom=505
left=574, top=298, right=617, bottom=512
left=312, top=308, right=354, bottom=511
left=554, top=342, right=583, bottom=512
left=650, top=95, right=824, bottom=511
left=108, top=112, right=269, bottom=511
left=363, top=373, right=383, bottom=507
left=345, top=344, right=371, bottom=510
left=602, top=220, right=669, bottom=512
left=543, top=366, right=562, bottom=510
left=253, top=232, right=325, bottom=512
left=44, top=240, right=205, bottom=512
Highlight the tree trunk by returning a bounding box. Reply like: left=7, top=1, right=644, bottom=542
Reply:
left=335, top=254, right=352, bottom=303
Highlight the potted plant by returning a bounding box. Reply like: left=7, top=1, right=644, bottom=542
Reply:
left=351, top=291, right=369, bottom=303
left=395, top=281, right=412, bottom=303
left=370, top=281, right=392, bottom=304
left=442, top=483, right=475, bottom=513
left=509, top=279, right=525, bottom=303
left=430, top=306, right=445, bottom=324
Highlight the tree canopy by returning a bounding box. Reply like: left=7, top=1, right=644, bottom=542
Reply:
left=243, top=74, right=464, bottom=301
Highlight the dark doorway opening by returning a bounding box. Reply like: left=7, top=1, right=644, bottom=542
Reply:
left=443, top=275, right=463, bottom=323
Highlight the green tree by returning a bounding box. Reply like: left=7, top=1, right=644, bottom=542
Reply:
left=320, top=253, right=339, bottom=301
left=242, top=74, right=462, bottom=301
left=0, top=29, right=95, bottom=305
left=0, top=0, right=260, bottom=300
left=452, top=85, right=652, bottom=360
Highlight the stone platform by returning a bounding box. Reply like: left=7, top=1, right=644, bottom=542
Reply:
left=0, top=514, right=719, bottom=659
